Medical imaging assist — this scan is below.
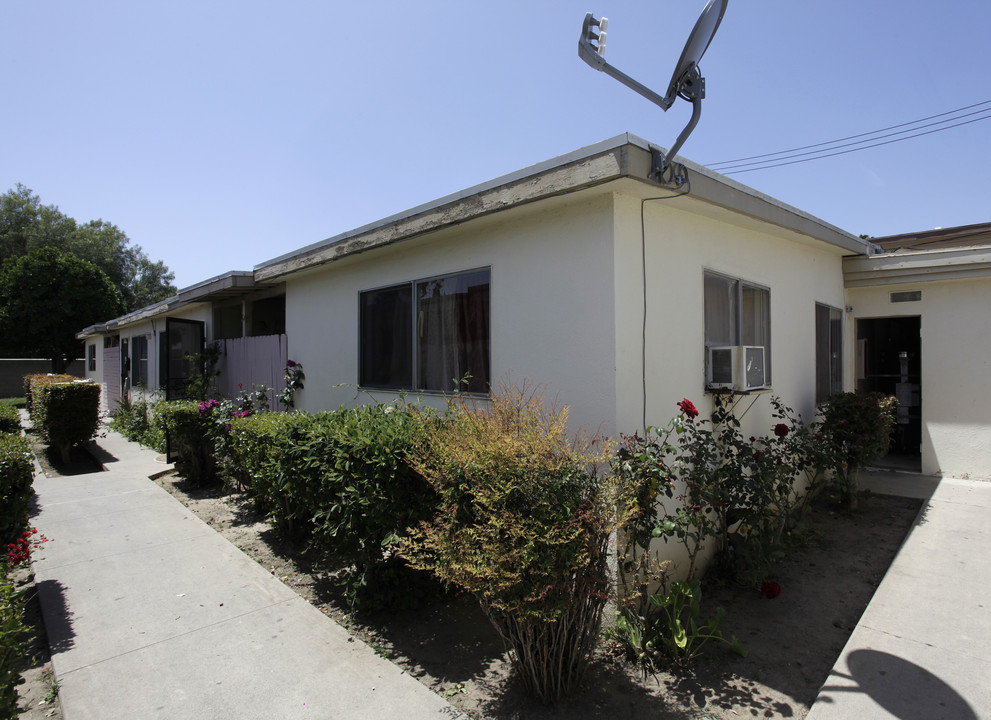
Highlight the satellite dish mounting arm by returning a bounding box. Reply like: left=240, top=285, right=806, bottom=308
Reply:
left=578, top=1, right=727, bottom=183
left=578, top=14, right=675, bottom=112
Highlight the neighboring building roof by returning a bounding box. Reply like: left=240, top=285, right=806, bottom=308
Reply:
left=76, top=271, right=270, bottom=339
left=871, top=221, right=991, bottom=252
left=844, top=244, right=991, bottom=287
left=253, top=133, right=872, bottom=282
left=845, top=221, right=991, bottom=287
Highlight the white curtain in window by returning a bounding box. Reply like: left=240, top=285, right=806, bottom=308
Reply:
left=704, top=273, right=735, bottom=346
left=417, top=270, right=489, bottom=393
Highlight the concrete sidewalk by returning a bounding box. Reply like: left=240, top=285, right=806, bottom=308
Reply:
left=29, top=426, right=463, bottom=719
left=807, top=471, right=991, bottom=720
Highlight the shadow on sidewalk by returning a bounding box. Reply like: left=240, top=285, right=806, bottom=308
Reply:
left=84, top=440, right=118, bottom=467
left=817, top=649, right=977, bottom=719
left=35, top=578, right=76, bottom=655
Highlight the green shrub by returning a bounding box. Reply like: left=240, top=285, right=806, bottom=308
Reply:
left=822, top=391, right=897, bottom=509
left=307, top=405, right=435, bottom=599
left=225, top=411, right=318, bottom=516
left=0, top=406, right=19, bottom=435
left=110, top=395, right=165, bottom=452
left=153, top=400, right=216, bottom=484
left=0, top=563, right=29, bottom=719
left=0, top=434, right=33, bottom=546
left=401, top=383, right=620, bottom=704
left=226, top=405, right=437, bottom=609
left=22, top=374, right=76, bottom=416
left=32, top=381, right=101, bottom=464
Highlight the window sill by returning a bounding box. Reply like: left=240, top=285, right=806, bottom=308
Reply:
left=357, top=385, right=491, bottom=399
left=704, top=386, right=774, bottom=396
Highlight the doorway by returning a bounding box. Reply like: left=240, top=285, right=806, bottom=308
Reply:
left=856, top=316, right=921, bottom=471
left=163, top=318, right=205, bottom=401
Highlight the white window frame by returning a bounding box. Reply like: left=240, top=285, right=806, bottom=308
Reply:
left=703, top=270, right=771, bottom=390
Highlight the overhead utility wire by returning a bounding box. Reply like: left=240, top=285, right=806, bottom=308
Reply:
left=708, top=99, right=991, bottom=168
left=713, top=111, right=991, bottom=174
left=712, top=108, right=991, bottom=173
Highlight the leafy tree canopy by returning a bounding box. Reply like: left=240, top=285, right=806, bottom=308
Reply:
left=0, top=184, right=177, bottom=312
left=0, top=247, right=124, bottom=372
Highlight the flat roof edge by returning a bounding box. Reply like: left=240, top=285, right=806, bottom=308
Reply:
left=256, top=133, right=870, bottom=281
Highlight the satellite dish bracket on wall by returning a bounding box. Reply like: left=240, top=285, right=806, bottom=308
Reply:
left=579, top=0, right=727, bottom=184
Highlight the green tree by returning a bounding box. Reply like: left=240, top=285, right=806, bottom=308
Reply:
left=0, top=183, right=74, bottom=261
left=0, top=247, right=123, bottom=372
left=0, top=184, right=176, bottom=312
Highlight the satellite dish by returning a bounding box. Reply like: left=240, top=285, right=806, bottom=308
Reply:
left=667, top=0, right=726, bottom=103
left=579, top=0, right=729, bottom=183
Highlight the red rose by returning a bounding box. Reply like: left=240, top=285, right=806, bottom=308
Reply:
left=761, top=581, right=782, bottom=599
left=774, top=423, right=789, bottom=438
left=678, top=399, right=699, bottom=419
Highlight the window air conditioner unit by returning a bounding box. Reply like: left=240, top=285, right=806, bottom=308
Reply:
left=739, top=345, right=766, bottom=391
left=707, top=346, right=736, bottom=389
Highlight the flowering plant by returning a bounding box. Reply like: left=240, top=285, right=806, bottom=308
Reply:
left=198, top=399, right=220, bottom=415
left=278, top=360, right=305, bottom=409
left=677, top=398, right=699, bottom=419
left=4, top=528, right=49, bottom=568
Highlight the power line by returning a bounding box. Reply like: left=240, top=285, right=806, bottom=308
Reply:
left=707, top=100, right=991, bottom=174
left=709, top=99, right=991, bottom=167
left=716, top=110, right=991, bottom=173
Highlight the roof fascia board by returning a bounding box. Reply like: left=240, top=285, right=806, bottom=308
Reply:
left=254, top=136, right=645, bottom=282
left=255, top=134, right=870, bottom=282
left=844, top=246, right=991, bottom=287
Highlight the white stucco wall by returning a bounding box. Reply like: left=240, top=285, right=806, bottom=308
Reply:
left=846, top=278, right=991, bottom=479
left=285, top=194, right=620, bottom=433
left=286, top=184, right=851, bottom=449
left=613, top=193, right=848, bottom=441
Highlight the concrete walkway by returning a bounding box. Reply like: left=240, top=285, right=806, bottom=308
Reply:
left=807, top=470, right=991, bottom=720
left=29, top=426, right=463, bottom=720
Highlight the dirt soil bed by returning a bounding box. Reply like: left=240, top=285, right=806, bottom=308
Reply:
left=150, top=469, right=921, bottom=720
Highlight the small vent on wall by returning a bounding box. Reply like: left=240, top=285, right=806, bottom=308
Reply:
left=890, top=290, right=922, bottom=303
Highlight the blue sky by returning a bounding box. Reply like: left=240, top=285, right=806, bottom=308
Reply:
left=3, top=0, right=989, bottom=290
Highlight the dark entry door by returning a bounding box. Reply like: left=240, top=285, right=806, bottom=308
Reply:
left=163, top=318, right=205, bottom=401
left=856, top=316, right=921, bottom=471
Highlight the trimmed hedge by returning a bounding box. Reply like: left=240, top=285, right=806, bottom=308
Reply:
left=0, top=406, right=19, bottom=435
left=153, top=400, right=216, bottom=484
left=0, top=433, right=33, bottom=546
left=224, top=411, right=318, bottom=515
left=31, top=381, right=101, bottom=463
left=22, top=374, right=76, bottom=416
left=225, top=405, right=437, bottom=606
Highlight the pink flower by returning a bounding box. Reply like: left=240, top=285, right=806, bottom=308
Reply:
left=677, top=398, right=699, bottom=419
